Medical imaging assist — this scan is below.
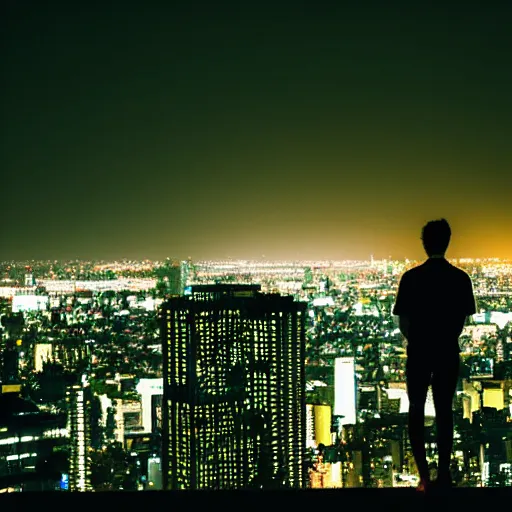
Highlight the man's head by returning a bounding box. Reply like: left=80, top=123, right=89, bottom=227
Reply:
left=421, top=218, right=451, bottom=257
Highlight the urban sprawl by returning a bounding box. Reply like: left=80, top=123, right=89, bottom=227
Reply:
left=0, top=257, right=511, bottom=492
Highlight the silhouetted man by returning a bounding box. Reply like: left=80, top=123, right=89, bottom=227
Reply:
left=393, top=219, right=476, bottom=491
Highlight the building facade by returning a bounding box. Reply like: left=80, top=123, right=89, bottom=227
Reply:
left=0, top=393, right=68, bottom=492
left=161, top=285, right=307, bottom=489
left=66, top=376, right=92, bottom=491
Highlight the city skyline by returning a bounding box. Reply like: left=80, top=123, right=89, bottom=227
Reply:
left=1, top=257, right=511, bottom=491
left=2, top=1, right=512, bottom=261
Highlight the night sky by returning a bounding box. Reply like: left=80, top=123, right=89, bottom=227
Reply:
left=2, top=1, right=511, bottom=261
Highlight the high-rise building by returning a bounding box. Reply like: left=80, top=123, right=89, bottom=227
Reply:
left=334, top=357, right=357, bottom=425
left=24, top=271, right=35, bottom=287
left=161, top=284, right=307, bottom=490
left=34, top=343, right=53, bottom=373
left=53, top=340, right=90, bottom=372
left=66, top=375, right=92, bottom=491
left=305, top=404, right=332, bottom=450
left=313, top=405, right=332, bottom=447
left=136, top=378, right=163, bottom=434
left=0, top=328, right=68, bottom=492
left=306, top=404, right=315, bottom=449
left=155, top=259, right=185, bottom=297
left=0, top=392, right=68, bottom=492
left=1, top=340, right=21, bottom=394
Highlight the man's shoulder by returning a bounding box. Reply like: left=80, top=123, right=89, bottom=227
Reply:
left=401, top=260, right=473, bottom=288
left=401, top=262, right=427, bottom=278
left=445, top=262, right=472, bottom=281
left=398, top=268, right=414, bottom=285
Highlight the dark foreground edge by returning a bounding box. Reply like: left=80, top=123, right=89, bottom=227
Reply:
left=2, top=487, right=511, bottom=511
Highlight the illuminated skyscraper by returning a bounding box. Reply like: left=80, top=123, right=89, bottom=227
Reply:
left=66, top=375, right=92, bottom=491
left=136, top=378, right=163, bottom=434
left=24, top=269, right=35, bottom=287
left=0, top=392, right=68, bottom=492
left=334, top=357, right=357, bottom=425
left=0, top=328, right=68, bottom=492
left=161, top=284, right=307, bottom=490
left=1, top=340, right=21, bottom=393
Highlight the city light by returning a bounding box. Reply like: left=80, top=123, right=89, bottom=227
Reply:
left=0, top=257, right=511, bottom=492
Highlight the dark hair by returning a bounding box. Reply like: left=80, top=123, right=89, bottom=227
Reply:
left=421, top=218, right=451, bottom=256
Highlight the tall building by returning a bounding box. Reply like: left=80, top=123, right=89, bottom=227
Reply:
left=155, top=259, right=185, bottom=297
left=136, top=378, right=163, bottom=434
left=66, top=375, right=92, bottom=491
left=52, top=340, right=90, bottom=372
left=334, top=357, right=357, bottom=425
left=305, top=404, right=332, bottom=450
left=24, top=271, right=35, bottom=287
left=313, top=405, right=332, bottom=447
left=0, top=392, right=68, bottom=492
left=1, top=340, right=21, bottom=394
left=0, top=326, right=68, bottom=492
left=306, top=404, right=315, bottom=449
left=34, top=343, right=53, bottom=373
left=161, top=284, right=307, bottom=490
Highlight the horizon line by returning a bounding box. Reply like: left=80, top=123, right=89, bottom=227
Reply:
left=1, top=256, right=511, bottom=265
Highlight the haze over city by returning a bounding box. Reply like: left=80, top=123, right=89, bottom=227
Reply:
left=2, top=1, right=511, bottom=262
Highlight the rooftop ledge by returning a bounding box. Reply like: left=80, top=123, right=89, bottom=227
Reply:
left=2, top=488, right=512, bottom=511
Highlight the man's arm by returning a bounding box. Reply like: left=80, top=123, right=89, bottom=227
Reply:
left=393, top=272, right=411, bottom=340
left=454, top=275, right=477, bottom=338
left=465, top=275, right=477, bottom=317
left=463, top=276, right=477, bottom=330
left=398, top=315, right=410, bottom=340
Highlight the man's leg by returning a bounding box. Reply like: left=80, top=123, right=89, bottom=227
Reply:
left=406, top=354, right=432, bottom=486
left=432, top=352, right=460, bottom=484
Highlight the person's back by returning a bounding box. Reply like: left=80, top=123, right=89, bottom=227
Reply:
left=394, top=257, right=475, bottom=353
left=393, top=218, right=476, bottom=492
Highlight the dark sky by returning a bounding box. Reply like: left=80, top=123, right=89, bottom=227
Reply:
left=2, top=1, right=511, bottom=261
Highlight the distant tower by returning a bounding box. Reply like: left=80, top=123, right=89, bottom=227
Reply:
left=496, top=339, right=504, bottom=363
left=161, top=284, right=307, bottom=490
left=156, top=259, right=183, bottom=297
left=66, top=375, right=92, bottom=491
left=1, top=314, right=24, bottom=393
left=1, top=339, right=21, bottom=390
left=24, top=266, right=35, bottom=287
left=180, top=259, right=192, bottom=293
